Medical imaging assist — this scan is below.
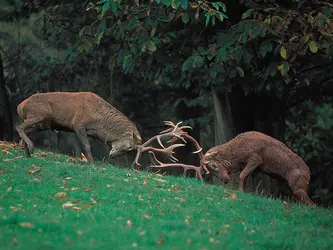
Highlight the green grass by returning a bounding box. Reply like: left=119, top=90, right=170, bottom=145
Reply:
left=0, top=141, right=333, bottom=250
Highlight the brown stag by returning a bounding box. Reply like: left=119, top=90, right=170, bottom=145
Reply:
left=133, top=123, right=314, bottom=206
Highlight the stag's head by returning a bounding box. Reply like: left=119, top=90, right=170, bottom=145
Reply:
left=109, top=131, right=142, bottom=158
left=202, top=150, right=230, bottom=184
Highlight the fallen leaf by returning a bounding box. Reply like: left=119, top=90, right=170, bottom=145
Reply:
left=20, top=222, right=35, bottom=228
left=227, top=193, right=237, bottom=199
left=132, top=243, right=138, bottom=247
left=159, top=210, right=164, bottom=215
left=209, top=238, right=215, bottom=243
left=62, top=202, right=74, bottom=209
left=174, top=197, right=185, bottom=202
left=138, top=195, right=143, bottom=201
left=81, top=204, right=92, bottom=209
left=143, top=180, right=148, bottom=186
left=90, top=197, right=97, bottom=204
left=51, top=219, right=58, bottom=223
left=72, top=206, right=81, bottom=211
left=32, top=178, right=41, bottom=183
left=156, top=235, right=165, bottom=246
left=27, top=168, right=40, bottom=175
left=66, top=177, right=72, bottom=180
left=219, top=229, right=227, bottom=235
left=127, top=220, right=132, bottom=228
left=7, top=187, right=12, bottom=192
left=153, top=178, right=167, bottom=183
left=2, top=149, right=10, bottom=155
left=2, top=158, right=9, bottom=162
left=71, top=187, right=80, bottom=191
left=185, top=219, right=190, bottom=225
left=55, top=192, right=68, bottom=200
left=144, top=214, right=151, bottom=219
left=80, top=153, right=88, bottom=162
left=83, top=186, right=90, bottom=192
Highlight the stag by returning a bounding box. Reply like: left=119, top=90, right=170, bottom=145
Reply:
left=133, top=124, right=314, bottom=206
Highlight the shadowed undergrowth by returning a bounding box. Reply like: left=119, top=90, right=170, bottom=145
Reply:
left=0, top=141, right=333, bottom=250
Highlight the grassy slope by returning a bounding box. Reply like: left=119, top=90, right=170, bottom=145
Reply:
left=0, top=142, right=333, bottom=250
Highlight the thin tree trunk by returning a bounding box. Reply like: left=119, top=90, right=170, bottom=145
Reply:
left=0, top=52, right=14, bottom=141
left=212, top=87, right=237, bottom=186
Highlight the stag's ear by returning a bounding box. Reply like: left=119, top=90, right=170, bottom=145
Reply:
left=132, top=132, right=142, bottom=145
left=205, top=151, right=217, bottom=158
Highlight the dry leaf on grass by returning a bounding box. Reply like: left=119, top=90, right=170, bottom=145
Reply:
left=227, top=193, right=237, bottom=199
left=62, top=202, right=74, bottom=209
left=80, top=153, right=88, bottom=162
left=156, top=235, right=165, bottom=246
left=143, top=180, right=148, bottom=186
left=127, top=220, right=132, bottom=228
left=72, top=206, right=81, bottom=211
left=55, top=192, right=68, bottom=200
left=81, top=204, right=92, bottom=208
left=153, top=178, right=167, bottom=183
left=27, top=168, right=40, bottom=175
left=143, top=214, right=151, bottom=220
left=1, top=149, right=11, bottom=155
left=20, top=222, right=35, bottom=228
left=90, top=197, right=97, bottom=204
left=174, top=197, right=185, bottom=202
left=138, top=195, right=143, bottom=201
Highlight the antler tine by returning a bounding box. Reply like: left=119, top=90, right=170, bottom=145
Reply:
left=148, top=151, right=204, bottom=181
left=148, top=151, right=163, bottom=165
left=159, top=121, right=181, bottom=134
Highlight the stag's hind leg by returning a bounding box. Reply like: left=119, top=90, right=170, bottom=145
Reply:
left=239, top=153, right=263, bottom=192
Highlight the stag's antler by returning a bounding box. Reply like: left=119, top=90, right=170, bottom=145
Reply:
left=132, top=121, right=209, bottom=181
left=148, top=151, right=205, bottom=181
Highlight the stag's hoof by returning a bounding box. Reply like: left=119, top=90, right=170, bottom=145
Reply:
left=28, top=144, right=34, bottom=154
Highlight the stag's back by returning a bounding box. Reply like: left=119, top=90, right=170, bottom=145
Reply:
left=207, top=131, right=310, bottom=177
left=17, top=92, right=141, bottom=143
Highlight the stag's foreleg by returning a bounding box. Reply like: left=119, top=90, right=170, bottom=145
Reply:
left=239, top=153, right=263, bottom=192
left=74, top=126, right=94, bottom=165
left=16, top=117, right=47, bottom=157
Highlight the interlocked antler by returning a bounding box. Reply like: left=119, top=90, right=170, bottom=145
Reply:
left=132, top=121, right=209, bottom=181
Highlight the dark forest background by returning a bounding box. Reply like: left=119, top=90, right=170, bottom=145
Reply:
left=0, top=0, right=332, bottom=207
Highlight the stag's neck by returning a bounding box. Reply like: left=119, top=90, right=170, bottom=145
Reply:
left=94, top=103, right=136, bottom=143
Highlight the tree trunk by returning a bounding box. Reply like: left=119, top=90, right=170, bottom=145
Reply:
left=212, top=87, right=237, bottom=185
left=0, top=52, right=13, bottom=141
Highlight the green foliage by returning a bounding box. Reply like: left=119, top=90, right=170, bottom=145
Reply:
left=286, top=100, right=333, bottom=162
left=1, top=144, right=333, bottom=249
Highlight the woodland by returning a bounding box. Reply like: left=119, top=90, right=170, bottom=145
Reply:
left=0, top=0, right=333, bottom=207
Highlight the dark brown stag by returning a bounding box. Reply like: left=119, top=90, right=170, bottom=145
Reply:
left=133, top=124, right=314, bottom=206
